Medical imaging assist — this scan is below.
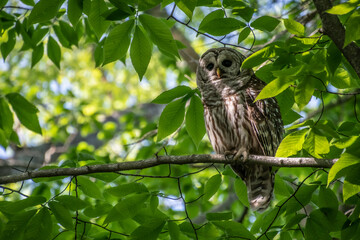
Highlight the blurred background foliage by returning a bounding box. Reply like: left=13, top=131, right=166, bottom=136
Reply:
left=0, top=0, right=360, bottom=239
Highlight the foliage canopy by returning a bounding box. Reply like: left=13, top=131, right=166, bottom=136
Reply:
left=0, top=0, right=360, bottom=239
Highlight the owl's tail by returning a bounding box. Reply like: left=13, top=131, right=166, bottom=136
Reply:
left=232, top=164, right=274, bottom=211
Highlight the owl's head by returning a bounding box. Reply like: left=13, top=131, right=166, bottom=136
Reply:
left=197, top=47, right=246, bottom=83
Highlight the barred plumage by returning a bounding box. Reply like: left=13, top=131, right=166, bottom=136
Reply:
left=196, top=48, right=283, bottom=210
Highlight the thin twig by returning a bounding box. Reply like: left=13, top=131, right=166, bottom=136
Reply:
left=168, top=15, right=253, bottom=52
left=75, top=219, right=130, bottom=237
left=177, top=178, right=198, bottom=239
left=257, top=169, right=321, bottom=239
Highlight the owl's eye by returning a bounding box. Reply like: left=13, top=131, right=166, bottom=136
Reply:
left=206, top=63, right=214, bottom=71
left=222, top=60, right=232, bottom=67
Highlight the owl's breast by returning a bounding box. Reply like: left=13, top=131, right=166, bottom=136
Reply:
left=204, top=94, right=251, bottom=154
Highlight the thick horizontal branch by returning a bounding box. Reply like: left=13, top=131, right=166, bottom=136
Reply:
left=0, top=154, right=337, bottom=184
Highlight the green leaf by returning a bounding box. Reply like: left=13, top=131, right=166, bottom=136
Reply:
left=139, top=14, right=179, bottom=58
left=28, top=0, right=63, bottom=25
left=55, top=196, right=89, bottom=211
left=94, top=43, right=103, bottom=67
left=24, top=208, right=52, bottom=240
left=344, top=11, right=360, bottom=47
left=47, top=36, right=61, bottom=69
left=234, top=178, right=250, bottom=207
left=1, top=210, right=37, bottom=239
left=83, top=202, right=112, bottom=218
left=1, top=28, right=16, bottom=60
left=252, top=208, right=278, bottom=233
left=276, top=128, right=309, bottom=157
left=48, top=201, right=74, bottom=230
left=303, top=129, right=330, bottom=158
left=177, top=0, right=196, bottom=19
left=255, top=76, right=295, bottom=101
left=77, top=151, right=95, bottom=161
left=104, top=193, right=149, bottom=223
left=138, top=0, right=162, bottom=11
left=250, top=16, right=280, bottom=32
left=59, top=20, right=79, bottom=46
left=280, top=231, right=292, bottom=240
left=305, top=211, right=331, bottom=240
left=0, top=96, right=14, bottom=138
left=77, top=176, right=103, bottom=199
left=31, top=27, right=49, bottom=46
left=5, top=93, right=42, bottom=135
left=272, top=65, right=303, bottom=77
left=282, top=109, right=302, bottom=125
left=88, top=0, right=110, bottom=39
left=106, top=182, right=148, bottom=197
left=168, top=221, right=181, bottom=240
left=157, top=98, right=186, bottom=141
left=283, top=18, right=305, bottom=36
left=20, top=0, right=35, bottom=6
left=152, top=86, right=192, bottom=104
left=53, top=24, right=70, bottom=48
left=150, top=195, right=159, bottom=213
left=198, top=9, right=224, bottom=34
left=331, top=136, right=359, bottom=149
left=285, top=184, right=318, bottom=215
left=337, top=121, right=360, bottom=136
left=274, top=175, right=292, bottom=196
left=0, top=128, right=7, bottom=147
left=206, top=212, right=232, bottom=221
left=318, top=186, right=338, bottom=209
left=31, top=43, right=44, bottom=68
left=68, top=0, right=83, bottom=26
left=203, top=174, right=222, bottom=201
left=232, top=6, right=254, bottom=22
left=326, top=42, right=342, bottom=75
left=2, top=196, right=46, bottom=214
left=200, top=17, right=246, bottom=36
left=103, top=19, right=134, bottom=65
left=186, top=95, right=206, bottom=147
left=212, top=221, right=255, bottom=240
left=238, top=27, right=251, bottom=44
left=315, top=120, right=339, bottom=139
left=328, top=153, right=360, bottom=185
left=341, top=163, right=360, bottom=185
left=341, top=219, right=360, bottom=239
left=242, top=45, right=276, bottom=69
left=294, top=76, right=315, bottom=110
left=283, top=214, right=307, bottom=230
left=309, top=50, right=327, bottom=73
left=89, top=172, right=119, bottom=182
left=130, top=26, right=152, bottom=80
left=130, top=219, right=165, bottom=240
left=343, top=180, right=360, bottom=202
left=102, top=7, right=132, bottom=21
left=326, top=0, right=359, bottom=15
left=109, top=0, right=134, bottom=13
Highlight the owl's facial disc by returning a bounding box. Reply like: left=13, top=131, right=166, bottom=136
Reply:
left=216, top=50, right=241, bottom=78
left=200, top=49, right=242, bottom=81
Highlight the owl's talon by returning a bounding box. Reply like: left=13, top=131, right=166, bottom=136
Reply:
left=224, top=148, right=249, bottom=164
left=224, top=150, right=236, bottom=161
left=233, top=148, right=249, bottom=163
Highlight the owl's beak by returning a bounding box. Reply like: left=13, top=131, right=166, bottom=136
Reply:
left=216, top=68, right=221, bottom=78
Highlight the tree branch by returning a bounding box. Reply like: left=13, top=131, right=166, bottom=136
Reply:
left=0, top=154, right=337, bottom=184
left=313, top=0, right=360, bottom=78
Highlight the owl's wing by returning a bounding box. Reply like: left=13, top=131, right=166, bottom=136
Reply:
left=245, top=75, right=284, bottom=156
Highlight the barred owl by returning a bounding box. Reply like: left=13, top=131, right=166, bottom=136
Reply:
left=196, top=47, right=283, bottom=210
